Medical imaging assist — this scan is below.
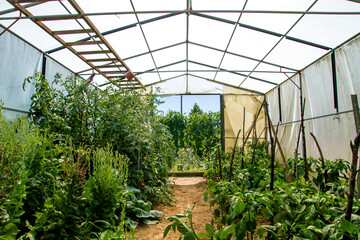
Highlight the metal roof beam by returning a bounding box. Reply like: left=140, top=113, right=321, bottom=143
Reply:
left=189, top=41, right=298, bottom=72
left=192, top=12, right=331, bottom=51
left=2, top=10, right=359, bottom=18
left=46, top=12, right=182, bottom=54
left=0, top=2, right=41, bottom=15
left=240, top=0, right=319, bottom=87
left=136, top=60, right=186, bottom=75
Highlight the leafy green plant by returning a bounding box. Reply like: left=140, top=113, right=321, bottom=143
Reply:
left=124, top=186, right=163, bottom=229
left=86, top=145, right=129, bottom=231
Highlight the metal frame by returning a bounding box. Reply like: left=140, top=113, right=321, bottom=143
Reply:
left=1, top=0, right=360, bottom=93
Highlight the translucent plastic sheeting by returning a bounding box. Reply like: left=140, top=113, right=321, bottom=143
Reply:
left=266, top=35, right=360, bottom=162
left=0, top=27, right=41, bottom=117
left=0, top=28, right=74, bottom=119
left=45, top=56, right=73, bottom=87
left=145, top=75, right=245, bottom=95
left=223, top=94, right=266, bottom=151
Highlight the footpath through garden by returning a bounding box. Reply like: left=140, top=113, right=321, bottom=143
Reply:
left=135, top=177, right=213, bottom=240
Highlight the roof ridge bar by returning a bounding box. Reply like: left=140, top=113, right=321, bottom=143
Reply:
left=189, top=41, right=298, bottom=71
left=240, top=0, right=320, bottom=87
left=2, top=10, right=360, bottom=18
left=192, top=12, right=331, bottom=51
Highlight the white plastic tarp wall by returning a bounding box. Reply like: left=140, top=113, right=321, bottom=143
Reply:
left=0, top=27, right=73, bottom=118
left=266, top=35, right=360, bottom=162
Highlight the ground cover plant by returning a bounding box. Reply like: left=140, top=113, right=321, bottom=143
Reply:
left=166, top=141, right=360, bottom=239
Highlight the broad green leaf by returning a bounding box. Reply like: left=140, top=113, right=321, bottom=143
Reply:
left=149, top=210, right=163, bottom=218
left=340, top=219, right=357, bottom=234
left=184, top=231, right=196, bottom=240
left=304, top=205, right=315, bottom=221
left=235, top=222, right=246, bottom=240
left=143, top=219, right=159, bottom=225
left=175, top=218, right=191, bottom=235
left=163, top=224, right=172, bottom=239
left=134, top=207, right=151, bottom=218
left=197, top=233, right=208, bottom=238
left=306, top=225, right=323, bottom=234
left=234, top=200, right=245, bottom=215
left=1, top=223, right=19, bottom=239
left=125, top=217, right=138, bottom=229
left=219, top=225, right=235, bottom=240
left=206, top=223, right=214, bottom=235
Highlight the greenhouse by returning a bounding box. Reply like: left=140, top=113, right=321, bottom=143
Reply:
left=1, top=0, right=360, bottom=239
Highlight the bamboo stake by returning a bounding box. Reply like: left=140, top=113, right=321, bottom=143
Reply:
left=345, top=133, right=360, bottom=223
left=217, top=145, right=222, bottom=180
left=241, top=107, right=246, bottom=168
left=229, top=129, right=241, bottom=182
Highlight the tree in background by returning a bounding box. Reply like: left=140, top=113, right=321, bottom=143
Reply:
left=161, top=111, right=186, bottom=150
left=162, top=103, right=221, bottom=158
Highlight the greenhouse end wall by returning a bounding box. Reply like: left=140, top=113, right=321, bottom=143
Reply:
left=266, top=35, right=360, bottom=162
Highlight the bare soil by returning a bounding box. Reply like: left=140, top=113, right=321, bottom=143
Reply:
left=135, top=177, right=213, bottom=240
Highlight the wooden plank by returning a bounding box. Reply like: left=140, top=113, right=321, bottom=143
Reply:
left=67, top=0, right=143, bottom=87
left=67, top=41, right=103, bottom=46
left=9, top=0, right=60, bottom=3
left=6, top=1, right=114, bottom=84
left=101, top=71, right=127, bottom=74
left=95, top=64, right=124, bottom=68
left=53, top=29, right=93, bottom=35
left=78, top=50, right=112, bottom=55
left=87, top=58, right=117, bottom=62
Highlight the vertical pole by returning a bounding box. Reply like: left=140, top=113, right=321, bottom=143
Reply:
left=278, top=87, right=282, bottom=122
left=331, top=52, right=339, bottom=112
left=180, top=94, right=183, bottom=114
left=220, top=94, right=225, bottom=151
left=351, top=94, right=360, bottom=134
left=41, top=54, right=47, bottom=76
left=299, top=72, right=308, bottom=181
left=351, top=94, right=360, bottom=199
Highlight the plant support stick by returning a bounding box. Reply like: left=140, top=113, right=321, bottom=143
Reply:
left=345, top=132, right=360, bottom=222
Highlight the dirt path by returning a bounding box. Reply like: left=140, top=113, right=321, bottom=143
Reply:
left=135, top=177, right=213, bottom=240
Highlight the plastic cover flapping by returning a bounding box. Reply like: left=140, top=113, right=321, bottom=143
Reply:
left=266, top=35, right=360, bottom=162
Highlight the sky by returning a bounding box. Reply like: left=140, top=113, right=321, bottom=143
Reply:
left=156, top=94, right=220, bottom=115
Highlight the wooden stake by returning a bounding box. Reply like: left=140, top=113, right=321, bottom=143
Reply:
left=229, top=129, right=241, bottom=182
left=345, top=133, right=360, bottom=222
left=217, top=145, right=222, bottom=180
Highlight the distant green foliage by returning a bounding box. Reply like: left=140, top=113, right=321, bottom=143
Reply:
left=162, top=103, right=221, bottom=158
